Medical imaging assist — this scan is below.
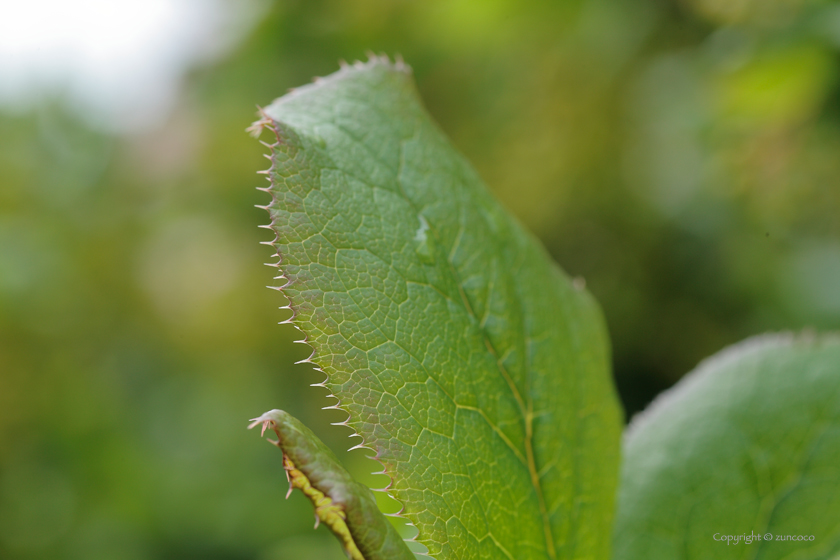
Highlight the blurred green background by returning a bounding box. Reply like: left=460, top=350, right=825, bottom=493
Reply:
left=2, top=0, right=840, bottom=558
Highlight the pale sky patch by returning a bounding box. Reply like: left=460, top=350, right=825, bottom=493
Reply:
left=0, top=0, right=268, bottom=133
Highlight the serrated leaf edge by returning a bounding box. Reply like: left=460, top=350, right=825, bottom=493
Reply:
left=250, top=54, right=427, bottom=558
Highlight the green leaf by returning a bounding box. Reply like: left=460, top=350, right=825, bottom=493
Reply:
left=613, top=333, right=840, bottom=560
left=253, top=56, right=622, bottom=560
left=249, top=409, right=415, bottom=560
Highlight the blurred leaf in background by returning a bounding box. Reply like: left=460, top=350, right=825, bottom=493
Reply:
left=1, top=0, right=840, bottom=558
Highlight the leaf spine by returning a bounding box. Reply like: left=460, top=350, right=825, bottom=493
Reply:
left=251, top=110, right=416, bottom=554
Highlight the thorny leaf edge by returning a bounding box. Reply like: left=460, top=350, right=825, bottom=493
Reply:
left=249, top=53, right=425, bottom=555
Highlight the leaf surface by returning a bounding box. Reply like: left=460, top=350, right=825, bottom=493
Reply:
left=255, top=57, right=621, bottom=560
left=613, top=333, right=840, bottom=560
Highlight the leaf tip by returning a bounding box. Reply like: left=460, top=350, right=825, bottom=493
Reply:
left=247, top=106, right=273, bottom=138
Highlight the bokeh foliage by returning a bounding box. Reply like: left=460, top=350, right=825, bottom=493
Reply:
left=2, top=0, right=840, bottom=558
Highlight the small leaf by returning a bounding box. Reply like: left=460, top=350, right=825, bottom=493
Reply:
left=613, top=333, right=840, bottom=560
left=249, top=410, right=415, bottom=560
left=254, top=56, right=622, bottom=559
